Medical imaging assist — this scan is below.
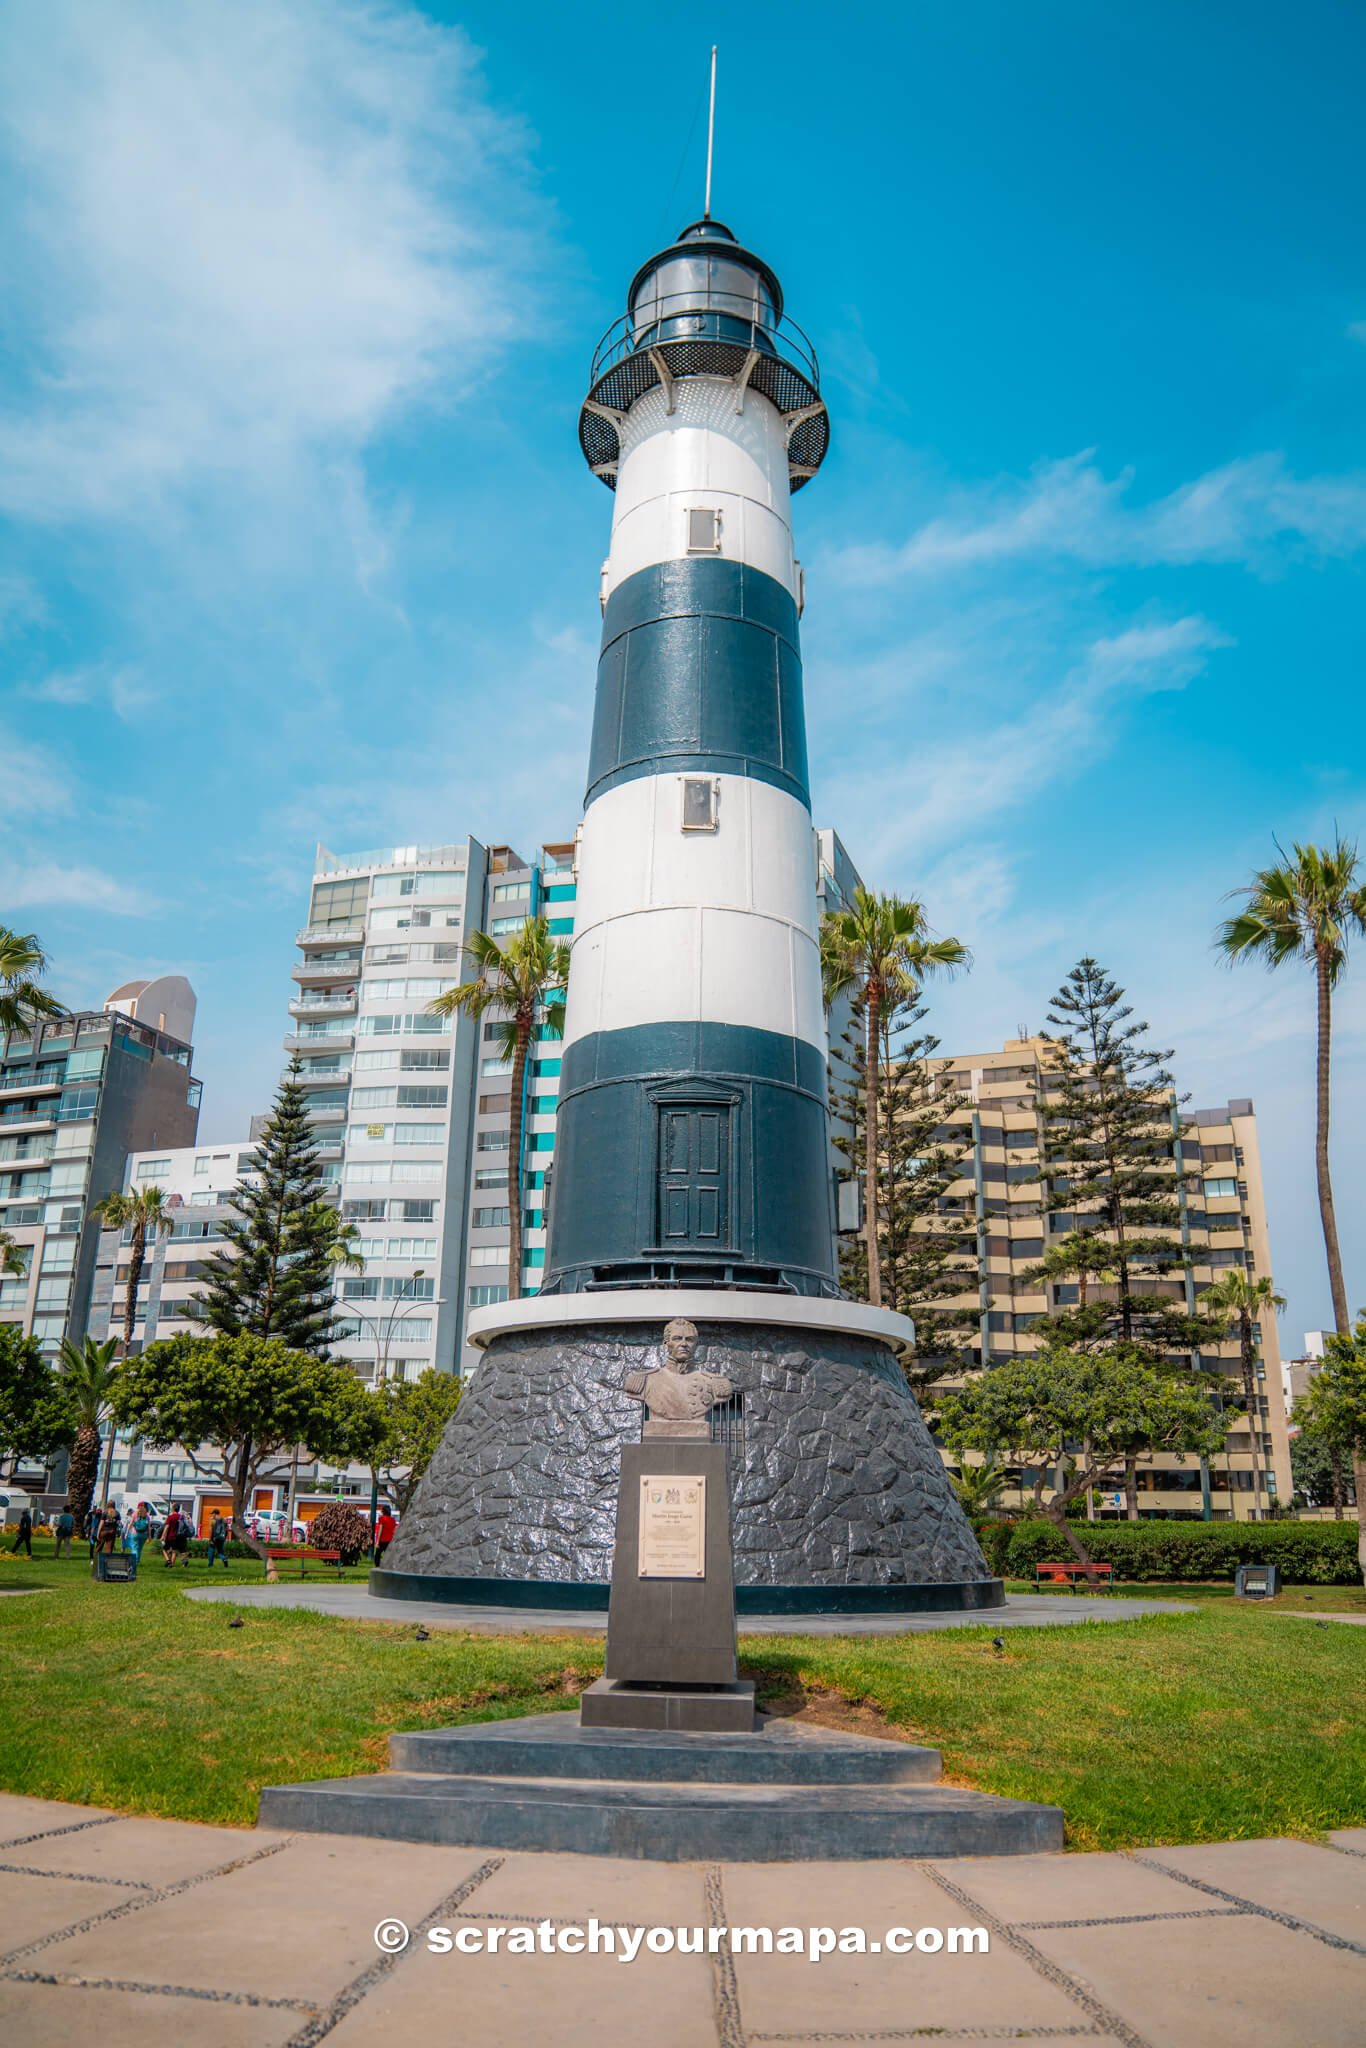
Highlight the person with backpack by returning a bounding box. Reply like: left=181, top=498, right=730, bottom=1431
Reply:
left=208, top=1511, right=231, bottom=1569
left=160, top=1507, right=181, bottom=1567
left=172, top=1508, right=191, bottom=1567
left=8, top=1507, right=32, bottom=1557
left=126, top=1505, right=151, bottom=1563
left=53, top=1506, right=75, bottom=1560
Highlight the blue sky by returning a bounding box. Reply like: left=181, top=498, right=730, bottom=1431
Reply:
left=2, top=0, right=1363, bottom=1347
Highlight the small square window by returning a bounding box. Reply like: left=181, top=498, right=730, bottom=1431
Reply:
left=681, top=778, right=719, bottom=833
left=686, top=506, right=721, bottom=553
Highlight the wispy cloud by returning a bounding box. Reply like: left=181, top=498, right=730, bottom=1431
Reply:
left=0, top=860, right=154, bottom=915
left=0, top=727, right=71, bottom=820
left=20, top=664, right=153, bottom=719
left=0, top=0, right=540, bottom=524
left=830, top=450, right=1366, bottom=586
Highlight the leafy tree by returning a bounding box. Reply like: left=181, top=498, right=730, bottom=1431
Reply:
left=0, top=1230, right=27, bottom=1280
left=0, top=927, right=65, bottom=1037
left=375, top=1368, right=463, bottom=1515
left=0, top=1324, right=73, bottom=1467
left=1294, top=1312, right=1366, bottom=1581
left=110, top=1332, right=385, bottom=1558
left=820, top=889, right=967, bottom=1307
left=949, top=1454, right=1010, bottom=1537
left=1199, top=1272, right=1286, bottom=1521
left=92, top=1185, right=173, bottom=1354
left=431, top=916, right=569, bottom=1300
left=1289, top=1423, right=1357, bottom=1513
left=938, top=1332, right=1225, bottom=1564
left=196, top=1065, right=343, bottom=1355
left=1029, top=958, right=1221, bottom=1515
left=830, top=991, right=977, bottom=1390
left=57, top=1335, right=120, bottom=1524
left=1217, top=837, right=1366, bottom=1340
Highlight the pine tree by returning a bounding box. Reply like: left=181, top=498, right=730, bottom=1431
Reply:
left=832, top=992, right=979, bottom=1397
left=196, top=1063, right=341, bottom=1356
left=1028, top=958, right=1223, bottom=1515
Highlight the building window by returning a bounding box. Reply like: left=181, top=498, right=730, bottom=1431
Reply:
left=681, top=778, right=719, bottom=833
left=468, top=1285, right=508, bottom=1308
left=492, top=882, right=529, bottom=903
left=309, top=877, right=368, bottom=927
left=473, top=1207, right=511, bottom=1228
left=482, top=1058, right=513, bottom=1078
left=474, top=1168, right=508, bottom=1189
left=490, top=917, right=523, bottom=936
left=136, top=1158, right=171, bottom=1179
left=686, top=505, right=722, bottom=553
left=1204, top=1177, right=1238, bottom=1199
left=399, top=1200, right=437, bottom=1223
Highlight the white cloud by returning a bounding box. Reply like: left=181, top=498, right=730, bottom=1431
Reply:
left=20, top=664, right=153, bottom=718
left=0, top=0, right=539, bottom=523
left=0, top=860, right=153, bottom=915
left=830, top=450, right=1366, bottom=586
left=0, top=727, right=71, bottom=819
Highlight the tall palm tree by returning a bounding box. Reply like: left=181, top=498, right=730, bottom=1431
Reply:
left=431, top=916, right=570, bottom=1300
left=91, top=1185, right=173, bottom=1354
left=1199, top=1271, right=1286, bottom=1521
left=57, top=1335, right=120, bottom=1522
left=820, top=888, right=968, bottom=1307
left=0, top=926, right=66, bottom=1039
left=1217, top=838, right=1366, bottom=1336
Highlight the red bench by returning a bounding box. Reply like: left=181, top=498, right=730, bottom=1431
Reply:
left=1035, top=1560, right=1113, bottom=1592
left=263, top=1544, right=343, bottom=1580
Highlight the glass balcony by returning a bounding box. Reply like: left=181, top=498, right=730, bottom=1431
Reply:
left=288, top=990, right=358, bottom=1019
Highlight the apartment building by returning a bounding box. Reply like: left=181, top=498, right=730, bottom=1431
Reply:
left=896, top=1038, right=1292, bottom=1520
left=0, top=978, right=201, bottom=1367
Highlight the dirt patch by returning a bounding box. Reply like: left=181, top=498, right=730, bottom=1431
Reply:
left=747, top=1672, right=919, bottom=1744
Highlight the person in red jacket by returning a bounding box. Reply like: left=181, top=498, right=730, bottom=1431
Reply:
left=372, top=1505, right=397, bottom=1566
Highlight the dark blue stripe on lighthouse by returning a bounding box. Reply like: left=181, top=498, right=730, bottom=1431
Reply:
left=586, top=559, right=810, bottom=809
left=542, top=1022, right=838, bottom=1296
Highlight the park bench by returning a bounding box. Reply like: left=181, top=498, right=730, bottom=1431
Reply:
left=262, top=1544, right=344, bottom=1580
left=1034, top=1560, right=1114, bottom=1592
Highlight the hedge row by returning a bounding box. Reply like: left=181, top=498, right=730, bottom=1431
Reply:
left=977, top=1517, right=1362, bottom=1584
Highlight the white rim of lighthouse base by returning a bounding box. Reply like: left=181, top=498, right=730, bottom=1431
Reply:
left=466, top=1289, right=914, bottom=1357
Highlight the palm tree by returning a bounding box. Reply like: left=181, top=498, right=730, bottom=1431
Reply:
left=1217, top=838, right=1366, bottom=1337
left=0, top=1228, right=27, bottom=1280
left=0, top=927, right=66, bottom=1036
left=1200, top=1271, right=1286, bottom=1521
left=820, top=888, right=968, bottom=1307
left=57, top=1335, right=120, bottom=1522
left=950, top=1454, right=1009, bottom=1535
left=91, top=1185, right=174, bottom=1354
left=431, top=916, right=570, bottom=1300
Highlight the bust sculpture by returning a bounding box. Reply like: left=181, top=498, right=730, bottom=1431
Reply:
left=624, top=1318, right=733, bottom=1438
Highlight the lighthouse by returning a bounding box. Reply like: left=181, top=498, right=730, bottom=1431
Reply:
left=544, top=217, right=835, bottom=1297
left=380, top=216, right=1000, bottom=1615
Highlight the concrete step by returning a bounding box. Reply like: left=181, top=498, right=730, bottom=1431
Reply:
left=389, top=1710, right=942, bottom=1786
left=258, top=1768, right=1063, bottom=1861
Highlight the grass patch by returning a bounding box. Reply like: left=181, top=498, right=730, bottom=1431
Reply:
left=1, top=1553, right=1362, bottom=1850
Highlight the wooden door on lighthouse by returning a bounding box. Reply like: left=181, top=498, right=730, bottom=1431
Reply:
left=657, top=1103, right=731, bottom=1251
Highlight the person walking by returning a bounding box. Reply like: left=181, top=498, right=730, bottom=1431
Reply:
left=8, top=1507, right=32, bottom=1557
left=207, top=1511, right=231, bottom=1570
left=172, top=1508, right=191, bottom=1567
left=53, top=1506, right=75, bottom=1560
left=96, top=1503, right=119, bottom=1554
left=160, top=1507, right=180, bottom=1568
left=372, top=1504, right=397, bottom=1567
left=126, top=1505, right=151, bottom=1564
left=84, top=1503, right=101, bottom=1558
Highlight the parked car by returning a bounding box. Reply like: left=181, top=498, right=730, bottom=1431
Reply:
left=244, top=1509, right=308, bottom=1544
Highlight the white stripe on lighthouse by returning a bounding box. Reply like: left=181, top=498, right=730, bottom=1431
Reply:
left=603, top=378, right=798, bottom=603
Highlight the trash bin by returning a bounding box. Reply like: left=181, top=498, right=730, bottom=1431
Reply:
left=1234, top=1563, right=1280, bottom=1599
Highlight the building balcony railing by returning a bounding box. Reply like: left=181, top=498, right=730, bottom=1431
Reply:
left=294, top=1064, right=353, bottom=1087
left=284, top=1029, right=354, bottom=1054
left=0, top=1104, right=57, bottom=1127
left=307, top=1104, right=348, bottom=1124
left=0, top=1074, right=63, bottom=1099
left=288, top=991, right=358, bottom=1018
left=291, top=957, right=361, bottom=985
left=295, top=925, right=365, bottom=948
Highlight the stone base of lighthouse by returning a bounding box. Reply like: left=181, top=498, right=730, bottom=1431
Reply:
left=373, top=1293, right=1002, bottom=1615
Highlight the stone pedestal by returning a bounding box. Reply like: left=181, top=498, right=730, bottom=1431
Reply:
left=580, top=1440, right=755, bottom=1734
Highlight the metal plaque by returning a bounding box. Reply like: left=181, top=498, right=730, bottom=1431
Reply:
left=637, top=1474, right=706, bottom=1579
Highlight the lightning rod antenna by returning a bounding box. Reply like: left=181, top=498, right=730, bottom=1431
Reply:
left=704, top=46, right=717, bottom=218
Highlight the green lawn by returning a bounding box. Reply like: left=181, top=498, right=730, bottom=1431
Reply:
left=1, top=1550, right=1362, bottom=1851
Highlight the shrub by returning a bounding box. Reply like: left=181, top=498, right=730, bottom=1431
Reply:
left=980, top=1516, right=1361, bottom=1584
left=305, top=1502, right=372, bottom=1565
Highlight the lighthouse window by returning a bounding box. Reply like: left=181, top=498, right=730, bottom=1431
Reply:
left=686, top=506, right=722, bottom=554
left=681, top=778, right=719, bottom=833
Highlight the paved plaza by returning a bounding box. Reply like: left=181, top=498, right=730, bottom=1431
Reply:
left=1, top=1793, right=1361, bottom=2046
left=185, top=1580, right=1193, bottom=1635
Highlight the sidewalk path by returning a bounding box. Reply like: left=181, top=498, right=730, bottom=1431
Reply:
left=0, top=1794, right=1360, bottom=2046
left=184, top=1582, right=1193, bottom=1635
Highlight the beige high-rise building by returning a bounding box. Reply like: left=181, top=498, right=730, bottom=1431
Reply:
left=901, top=1037, right=1291, bottom=1521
